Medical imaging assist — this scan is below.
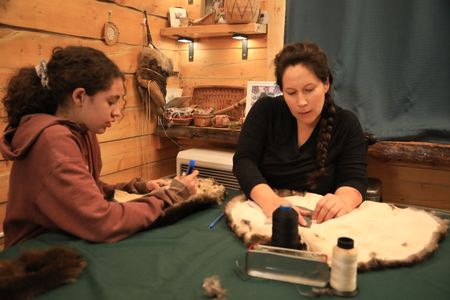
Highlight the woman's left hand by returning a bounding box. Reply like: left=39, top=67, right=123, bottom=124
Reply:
left=311, top=193, right=352, bottom=224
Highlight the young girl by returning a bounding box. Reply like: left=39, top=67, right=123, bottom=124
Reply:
left=233, top=42, right=367, bottom=226
left=0, top=46, right=198, bottom=249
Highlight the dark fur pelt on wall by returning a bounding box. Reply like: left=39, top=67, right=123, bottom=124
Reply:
left=0, top=247, right=86, bottom=300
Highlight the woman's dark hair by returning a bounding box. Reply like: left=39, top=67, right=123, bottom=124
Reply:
left=2, top=46, right=124, bottom=129
left=274, top=42, right=336, bottom=189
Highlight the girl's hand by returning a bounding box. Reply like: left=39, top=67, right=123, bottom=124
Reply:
left=175, top=170, right=199, bottom=195
left=146, top=178, right=169, bottom=191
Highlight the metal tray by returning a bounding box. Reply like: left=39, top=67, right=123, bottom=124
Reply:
left=245, top=244, right=330, bottom=287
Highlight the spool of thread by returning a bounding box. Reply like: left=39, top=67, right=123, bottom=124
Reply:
left=330, top=237, right=358, bottom=296
left=271, top=204, right=300, bottom=249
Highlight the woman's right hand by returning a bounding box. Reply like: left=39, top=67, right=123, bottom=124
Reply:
left=175, top=170, right=199, bottom=195
left=263, top=195, right=310, bottom=226
left=250, top=184, right=310, bottom=226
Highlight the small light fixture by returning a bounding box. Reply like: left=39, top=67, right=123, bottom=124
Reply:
left=232, top=33, right=248, bottom=60
left=177, top=36, right=194, bottom=62
left=232, top=33, right=248, bottom=40
left=177, top=36, right=193, bottom=43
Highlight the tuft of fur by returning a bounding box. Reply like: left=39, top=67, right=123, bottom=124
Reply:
left=0, top=247, right=86, bottom=300
left=152, top=178, right=226, bottom=227
left=202, top=275, right=227, bottom=299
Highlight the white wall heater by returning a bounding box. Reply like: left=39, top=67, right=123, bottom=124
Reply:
left=176, top=148, right=240, bottom=191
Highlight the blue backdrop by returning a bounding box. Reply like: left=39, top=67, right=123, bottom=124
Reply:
left=284, top=0, right=450, bottom=142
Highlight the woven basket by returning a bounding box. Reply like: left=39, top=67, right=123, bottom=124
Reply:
left=224, top=0, right=260, bottom=24
left=190, top=85, right=246, bottom=121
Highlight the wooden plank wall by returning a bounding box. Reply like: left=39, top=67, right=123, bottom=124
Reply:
left=367, top=158, right=450, bottom=210
left=0, top=0, right=190, bottom=239
left=177, top=0, right=269, bottom=95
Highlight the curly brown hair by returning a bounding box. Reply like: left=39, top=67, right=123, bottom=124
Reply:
left=274, top=42, right=336, bottom=189
left=2, top=46, right=124, bottom=129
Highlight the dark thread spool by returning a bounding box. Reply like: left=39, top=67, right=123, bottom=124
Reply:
left=271, top=204, right=301, bottom=249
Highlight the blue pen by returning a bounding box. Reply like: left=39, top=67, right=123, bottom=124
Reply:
left=186, top=159, right=196, bottom=175
left=209, top=212, right=225, bottom=229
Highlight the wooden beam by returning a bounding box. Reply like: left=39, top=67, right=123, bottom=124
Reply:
left=266, top=0, right=286, bottom=80
left=368, top=141, right=450, bottom=168
left=155, top=126, right=240, bottom=148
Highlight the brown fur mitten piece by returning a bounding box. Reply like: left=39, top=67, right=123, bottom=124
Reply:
left=0, top=247, right=87, bottom=300
left=152, top=178, right=226, bottom=227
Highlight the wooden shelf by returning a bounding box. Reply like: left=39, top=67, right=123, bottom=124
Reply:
left=160, top=23, right=267, bottom=39
left=155, top=126, right=450, bottom=168
left=155, top=125, right=240, bottom=148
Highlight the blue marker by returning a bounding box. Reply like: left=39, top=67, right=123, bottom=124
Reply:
left=186, top=159, right=196, bottom=175
left=209, top=212, right=225, bottom=229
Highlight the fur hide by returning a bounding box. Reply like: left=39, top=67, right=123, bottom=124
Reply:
left=152, top=178, right=226, bottom=227
left=0, top=247, right=86, bottom=300
left=225, top=192, right=449, bottom=271
left=115, top=178, right=226, bottom=227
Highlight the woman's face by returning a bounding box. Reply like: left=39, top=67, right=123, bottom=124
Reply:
left=282, top=64, right=329, bottom=128
left=78, top=77, right=124, bottom=134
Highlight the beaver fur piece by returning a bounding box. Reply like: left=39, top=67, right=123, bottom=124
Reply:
left=114, top=178, right=226, bottom=228
left=152, top=178, right=226, bottom=227
left=0, top=247, right=86, bottom=300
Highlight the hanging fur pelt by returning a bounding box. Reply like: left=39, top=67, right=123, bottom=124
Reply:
left=0, top=247, right=86, bottom=300
left=136, top=47, right=176, bottom=118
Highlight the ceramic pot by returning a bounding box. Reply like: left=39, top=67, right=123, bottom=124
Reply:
left=212, top=115, right=231, bottom=128
left=194, top=114, right=213, bottom=127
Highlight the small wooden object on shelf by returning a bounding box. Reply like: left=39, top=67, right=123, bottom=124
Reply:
left=193, top=114, right=213, bottom=127
left=225, top=0, right=260, bottom=24
left=171, top=117, right=193, bottom=126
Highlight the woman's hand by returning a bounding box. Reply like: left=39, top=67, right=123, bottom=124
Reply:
left=175, top=170, right=199, bottom=195
left=311, top=193, right=351, bottom=223
left=146, top=178, right=169, bottom=191
left=254, top=193, right=310, bottom=226
left=312, top=187, right=362, bottom=223
left=250, top=184, right=311, bottom=226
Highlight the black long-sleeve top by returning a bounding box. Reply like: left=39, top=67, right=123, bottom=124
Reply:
left=233, top=96, right=368, bottom=198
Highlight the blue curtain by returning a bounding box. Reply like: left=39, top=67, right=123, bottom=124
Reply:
left=284, top=0, right=450, bottom=142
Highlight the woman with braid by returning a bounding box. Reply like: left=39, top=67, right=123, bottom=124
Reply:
left=0, top=46, right=198, bottom=248
left=233, top=42, right=367, bottom=226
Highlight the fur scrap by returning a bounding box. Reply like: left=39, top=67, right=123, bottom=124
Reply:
left=0, top=247, right=86, bottom=300
left=203, top=275, right=227, bottom=299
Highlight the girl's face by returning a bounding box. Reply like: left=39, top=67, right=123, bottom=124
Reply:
left=282, top=64, right=329, bottom=128
left=78, top=78, right=124, bottom=134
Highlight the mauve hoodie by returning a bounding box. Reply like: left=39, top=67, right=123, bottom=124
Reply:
left=0, top=114, right=190, bottom=248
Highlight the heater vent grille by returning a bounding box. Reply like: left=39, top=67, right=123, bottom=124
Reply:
left=177, top=148, right=241, bottom=191
left=180, top=164, right=240, bottom=191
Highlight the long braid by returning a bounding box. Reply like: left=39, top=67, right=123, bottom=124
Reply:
left=307, top=95, right=336, bottom=189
